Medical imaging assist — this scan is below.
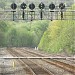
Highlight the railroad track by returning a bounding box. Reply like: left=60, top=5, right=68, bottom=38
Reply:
left=12, top=48, right=75, bottom=75
left=7, top=48, right=54, bottom=75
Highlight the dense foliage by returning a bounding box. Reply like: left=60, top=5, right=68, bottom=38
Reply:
left=0, top=1, right=75, bottom=55
left=0, top=20, right=49, bottom=47
left=38, top=5, right=75, bottom=54
left=38, top=20, right=75, bottom=54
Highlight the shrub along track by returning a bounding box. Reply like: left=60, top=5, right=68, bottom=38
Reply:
left=11, top=47, right=75, bottom=75
left=7, top=48, right=54, bottom=75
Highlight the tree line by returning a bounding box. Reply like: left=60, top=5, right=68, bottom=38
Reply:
left=0, top=20, right=49, bottom=47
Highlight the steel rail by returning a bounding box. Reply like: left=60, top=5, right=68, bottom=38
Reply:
left=7, top=48, right=53, bottom=75
left=15, top=48, right=75, bottom=74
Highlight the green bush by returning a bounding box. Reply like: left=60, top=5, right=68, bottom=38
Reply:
left=38, top=20, right=75, bottom=54
left=0, top=20, right=49, bottom=47
left=38, top=5, right=75, bottom=54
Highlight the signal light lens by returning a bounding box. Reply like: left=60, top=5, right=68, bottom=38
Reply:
left=39, top=2, right=45, bottom=9
left=59, top=3, right=65, bottom=9
left=29, top=3, right=35, bottom=10
left=11, top=3, right=17, bottom=10
left=20, top=2, right=27, bottom=9
left=49, top=3, right=55, bottom=10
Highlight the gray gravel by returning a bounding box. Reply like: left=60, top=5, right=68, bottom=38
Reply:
left=0, top=48, right=26, bottom=75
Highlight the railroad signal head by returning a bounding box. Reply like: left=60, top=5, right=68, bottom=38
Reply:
left=59, top=3, right=65, bottom=9
left=20, top=2, right=27, bottom=9
left=49, top=3, right=55, bottom=10
left=29, top=3, right=35, bottom=10
left=11, top=3, right=17, bottom=10
left=39, top=2, right=45, bottom=9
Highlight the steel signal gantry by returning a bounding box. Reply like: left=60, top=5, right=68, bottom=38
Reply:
left=10, top=2, right=67, bottom=21
left=20, top=2, right=27, bottom=20
left=49, top=3, right=55, bottom=21
left=59, top=3, right=65, bottom=20
left=29, top=3, right=35, bottom=21
left=11, top=3, right=17, bottom=21
left=39, top=2, right=45, bottom=20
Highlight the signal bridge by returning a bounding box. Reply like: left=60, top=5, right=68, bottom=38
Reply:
left=0, top=2, right=75, bottom=21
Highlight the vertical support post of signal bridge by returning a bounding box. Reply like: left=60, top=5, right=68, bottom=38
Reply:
left=35, top=47, right=37, bottom=50
left=37, top=47, right=38, bottom=50
left=35, top=47, right=38, bottom=50
left=40, top=9, right=43, bottom=20
left=22, top=9, right=25, bottom=20
left=13, top=11, right=15, bottom=21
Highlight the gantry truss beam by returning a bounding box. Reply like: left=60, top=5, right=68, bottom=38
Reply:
left=0, top=10, right=75, bottom=21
